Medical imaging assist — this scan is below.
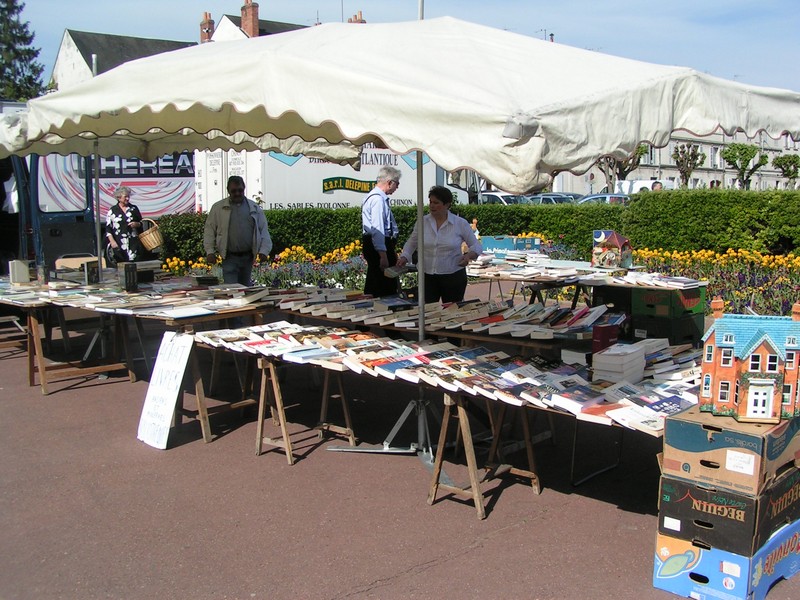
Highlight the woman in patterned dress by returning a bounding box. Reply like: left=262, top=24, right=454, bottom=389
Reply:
left=105, top=186, right=143, bottom=263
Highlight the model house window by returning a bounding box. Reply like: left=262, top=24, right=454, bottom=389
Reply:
left=710, top=147, right=719, bottom=168
left=750, top=354, right=762, bottom=371
left=787, top=351, right=796, bottom=369
left=704, top=345, right=714, bottom=362
left=787, top=336, right=797, bottom=346
left=767, top=355, right=779, bottom=372
left=735, top=380, right=740, bottom=405
left=719, top=381, right=731, bottom=402
left=721, top=348, right=733, bottom=367
left=702, top=374, right=712, bottom=396
left=722, top=333, right=734, bottom=343
left=783, top=384, right=792, bottom=405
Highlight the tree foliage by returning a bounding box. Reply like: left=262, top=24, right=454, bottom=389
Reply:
left=773, top=154, right=800, bottom=188
left=0, top=0, right=45, bottom=101
left=720, top=143, right=768, bottom=190
left=672, top=143, right=707, bottom=188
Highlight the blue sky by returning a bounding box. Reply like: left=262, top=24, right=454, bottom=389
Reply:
left=20, top=0, right=800, bottom=90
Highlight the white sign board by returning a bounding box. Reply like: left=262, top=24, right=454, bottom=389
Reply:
left=137, top=331, right=195, bottom=449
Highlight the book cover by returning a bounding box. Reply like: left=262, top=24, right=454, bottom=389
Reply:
left=494, top=382, right=541, bottom=407
left=548, top=384, right=606, bottom=415
left=576, top=401, right=623, bottom=426
left=606, top=404, right=664, bottom=436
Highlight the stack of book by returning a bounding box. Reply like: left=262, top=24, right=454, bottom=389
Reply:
left=591, top=342, right=646, bottom=383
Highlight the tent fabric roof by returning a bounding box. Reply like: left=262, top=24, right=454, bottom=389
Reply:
left=6, top=18, right=800, bottom=192
left=65, top=30, right=196, bottom=75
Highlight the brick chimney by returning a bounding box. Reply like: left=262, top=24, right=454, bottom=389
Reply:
left=241, top=0, right=260, bottom=38
left=200, top=12, right=215, bottom=43
left=347, top=11, right=366, bottom=23
left=711, top=296, right=725, bottom=320
left=793, top=302, right=800, bottom=321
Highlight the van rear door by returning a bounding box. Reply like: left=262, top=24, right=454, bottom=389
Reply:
left=30, top=154, right=97, bottom=270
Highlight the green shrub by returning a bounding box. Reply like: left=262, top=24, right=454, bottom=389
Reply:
left=154, top=190, right=800, bottom=261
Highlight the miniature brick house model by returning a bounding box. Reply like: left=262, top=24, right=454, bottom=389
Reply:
left=700, top=298, right=800, bottom=423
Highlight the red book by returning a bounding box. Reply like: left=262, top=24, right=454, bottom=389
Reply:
left=592, top=324, right=619, bottom=354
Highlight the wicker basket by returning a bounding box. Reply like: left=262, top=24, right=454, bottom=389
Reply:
left=138, top=218, right=163, bottom=251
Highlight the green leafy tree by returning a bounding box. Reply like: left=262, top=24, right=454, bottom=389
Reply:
left=597, top=143, right=649, bottom=193
left=672, top=143, right=707, bottom=188
left=720, top=143, right=768, bottom=190
left=773, top=154, right=800, bottom=189
left=0, top=0, right=45, bottom=101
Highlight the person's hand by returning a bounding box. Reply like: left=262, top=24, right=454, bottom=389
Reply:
left=396, top=256, right=408, bottom=268
left=379, top=252, right=389, bottom=270
left=206, top=253, right=217, bottom=264
left=458, top=252, right=475, bottom=267
left=129, top=221, right=140, bottom=229
left=257, top=253, right=268, bottom=263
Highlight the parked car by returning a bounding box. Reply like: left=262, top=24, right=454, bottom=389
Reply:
left=558, top=192, right=585, bottom=202
left=479, top=191, right=526, bottom=205
left=522, top=192, right=573, bottom=205
left=578, top=193, right=630, bottom=205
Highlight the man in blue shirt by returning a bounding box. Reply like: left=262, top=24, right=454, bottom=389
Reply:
left=361, top=166, right=402, bottom=297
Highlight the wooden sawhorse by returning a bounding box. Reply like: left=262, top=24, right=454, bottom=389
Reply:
left=316, top=369, right=357, bottom=447
left=428, top=394, right=545, bottom=519
left=428, top=393, right=488, bottom=519
left=255, top=357, right=295, bottom=464
left=179, top=343, right=258, bottom=444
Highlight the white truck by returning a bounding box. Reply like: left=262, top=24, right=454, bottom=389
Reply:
left=193, top=143, right=473, bottom=211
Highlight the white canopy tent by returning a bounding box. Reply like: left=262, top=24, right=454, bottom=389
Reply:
left=2, top=17, right=798, bottom=191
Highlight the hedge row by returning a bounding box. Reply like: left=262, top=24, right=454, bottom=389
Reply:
left=156, top=189, right=800, bottom=261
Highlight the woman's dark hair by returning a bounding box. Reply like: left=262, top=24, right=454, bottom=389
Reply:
left=428, top=185, right=453, bottom=206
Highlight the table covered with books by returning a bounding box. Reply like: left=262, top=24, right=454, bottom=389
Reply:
left=186, top=287, right=707, bottom=518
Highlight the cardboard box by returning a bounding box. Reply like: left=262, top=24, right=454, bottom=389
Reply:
left=653, top=519, right=800, bottom=600
left=632, top=286, right=706, bottom=318
left=631, top=313, right=704, bottom=346
left=658, top=470, right=800, bottom=555
left=591, top=285, right=632, bottom=314
left=479, top=235, right=516, bottom=255
left=662, top=406, right=800, bottom=496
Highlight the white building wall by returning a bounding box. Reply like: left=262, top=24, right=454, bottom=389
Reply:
left=51, top=32, right=94, bottom=90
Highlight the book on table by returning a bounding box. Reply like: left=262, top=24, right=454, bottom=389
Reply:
left=605, top=404, right=664, bottom=436
left=494, top=381, right=543, bottom=407
left=548, top=384, right=606, bottom=415
left=500, top=362, right=544, bottom=385
left=602, top=380, right=653, bottom=403
left=626, top=394, right=692, bottom=417
left=576, top=400, right=624, bottom=426
left=282, top=345, right=344, bottom=364
left=593, top=342, right=646, bottom=366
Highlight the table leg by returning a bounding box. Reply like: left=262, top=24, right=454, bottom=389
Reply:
left=27, top=309, right=48, bottom=395
left=190, top=349, right=213, bottom=443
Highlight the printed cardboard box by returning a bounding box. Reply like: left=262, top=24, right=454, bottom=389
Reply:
left=658, top=469, right=800, bottom=555
left=662, top=406, right=800, bottom=496
left=632, top=286, right=706, bottom=318
left=653, top=519, right=800, bottom=600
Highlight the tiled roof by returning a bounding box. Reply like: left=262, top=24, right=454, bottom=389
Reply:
left=704, top=313, right=800, bottom=359
left=224, top=15, right=306, bottom=36
left=66, top=30, right=195, bottom=74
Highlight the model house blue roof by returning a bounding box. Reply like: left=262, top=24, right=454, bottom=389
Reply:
left=703, top=313, right=800, bottom=359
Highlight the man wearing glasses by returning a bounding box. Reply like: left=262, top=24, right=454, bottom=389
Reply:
left=361, top=166, right=402, bottom=297
left=204, top=175, right=272, bottom=286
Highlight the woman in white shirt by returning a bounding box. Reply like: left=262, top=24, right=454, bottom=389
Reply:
left=396, top=186, right=482, bottom=303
